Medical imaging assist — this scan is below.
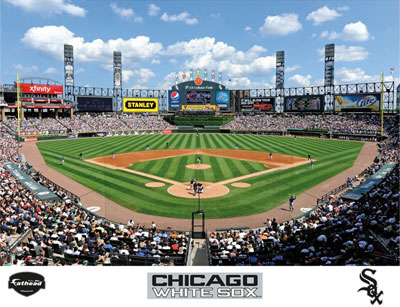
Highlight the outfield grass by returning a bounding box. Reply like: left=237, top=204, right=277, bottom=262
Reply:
left=37, top=134, right=364, bottom=219
left=129, top=154, right=268, bottom=183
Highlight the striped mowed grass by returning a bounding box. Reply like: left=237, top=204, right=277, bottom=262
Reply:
left=37, top=133, right=364, bottom=219
left=128, top=154, right=268, bottom=183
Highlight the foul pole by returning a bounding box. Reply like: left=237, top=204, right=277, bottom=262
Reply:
left=16, top=72, right=21, bottom=143
left=380, top=72, right=384, bottom=141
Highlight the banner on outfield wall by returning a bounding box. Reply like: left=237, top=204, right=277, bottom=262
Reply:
left=123, top=98, right=159, bottom=112
left=334, top=94, right=381, bottom=112
left=181, top=104, right=216, bottom=111
left=24, top=137, right=37, bottom=142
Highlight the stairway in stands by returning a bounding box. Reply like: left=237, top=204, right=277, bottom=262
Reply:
left=187, top=239, right=208, bottom=266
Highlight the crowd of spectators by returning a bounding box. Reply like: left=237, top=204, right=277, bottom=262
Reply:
left=208, top=139, right=399, bottom=266
left=0, top=163, right=188, bottom=266
left=0, top=127, right=187, bottom=266
left=2, top=114, right=175, bottom=134
left=223, top=114, right=393, bottom=135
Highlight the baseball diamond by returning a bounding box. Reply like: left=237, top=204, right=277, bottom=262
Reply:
left=34, top=133, right=364, bottom=220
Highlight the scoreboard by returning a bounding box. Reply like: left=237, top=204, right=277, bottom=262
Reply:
left=76, top=96, right=113, bottom=112
left=284, top=95, right=324, bottom=112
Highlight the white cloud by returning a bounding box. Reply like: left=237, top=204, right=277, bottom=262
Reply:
left=311, top=33, right=317, bottom=38
left=5, top=0, right=86, bottom=17
left=336, top=6, right=350, bottom=11
left=151, top=59, right=160, bottom=64
left=317, top=45, right=369, bottom=62
left=169, top=58, right=178, bottom=64
left=321, top=21, right=370, bottom=41
left=165, top=37, right=274, bottom=79
left=306, top=6, right=341, bottom=25
left=76, top=68, right=85, bottom=74
left=13, top=64, right=38, bottom=74
left=148, top=3, right=160, bottom=16
left=44, top=67, right=57, bottom=74
left=285, top=65, right=301, bottom=73
left=111, top=3, right=143, bottom=22
left=336, top=67, right=380, bottom=83
left=259, top=13, right=301, bottom=36
left=123, top=68, right=155, bottom=84
left=341, top=21, right=370, bottom=41
left=161, top=12, right=198, bottom=25
left=289, top=74, right=312, bottom=87
left=21, top=26, right=163, bottom=66
left=244, top=26, right=252, bottom=31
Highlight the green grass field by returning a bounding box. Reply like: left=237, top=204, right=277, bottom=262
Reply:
left=128, top=154, right=268, bottom=183
left=37, top=134, right=364, bottom=219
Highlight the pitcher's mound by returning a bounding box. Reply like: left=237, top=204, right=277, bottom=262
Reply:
left=145, top=182, right=165, bottom=188
left=186, top=164, right=211, bottom=170
left=231, top=182, right=251, bottom=188
left=168, top=182, right=229, bottom=199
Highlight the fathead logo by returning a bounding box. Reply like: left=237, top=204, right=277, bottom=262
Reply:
left=194, top=78, right=203, bottom=86
left=9, top=272, right=45, bottom=297
left=356, top=96, right=377, bottom=108
left=170, top=91, right=180, bottom=100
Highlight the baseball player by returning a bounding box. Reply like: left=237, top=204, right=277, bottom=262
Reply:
left=311, top=159, right=314, bottom=170
left=270, top=152, right=272, bottom=160
left=235, top=144, right=239, bottom=150
left=112, top=152, right=115, bottom=159
left=197, top=156, right=201, bottom=164
left=146, top=145, right=150, bottom=151
left=79, top=152, right=83, bottom=160
left=308, top=154, right=311, bottom=160
left=166, top=142, right=169, bottom=148
left=62, top=156, right=65, bottom=166
left=190, top=178, right=196, bottom=191
left=289, top=194, right=296, bottom=212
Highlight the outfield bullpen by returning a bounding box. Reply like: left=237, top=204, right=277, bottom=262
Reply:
left=35, top=134, right=365, bottom=220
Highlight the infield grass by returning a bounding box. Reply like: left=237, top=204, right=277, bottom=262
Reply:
left=128, top=154, right=268, bottom=183
left=37, top=134, right=364, bottom=219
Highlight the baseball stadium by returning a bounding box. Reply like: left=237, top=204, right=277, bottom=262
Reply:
left=1, top=2, right=399, bottom=269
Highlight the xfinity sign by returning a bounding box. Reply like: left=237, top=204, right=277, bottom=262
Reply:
left=148, top=273, right=262, bottom=299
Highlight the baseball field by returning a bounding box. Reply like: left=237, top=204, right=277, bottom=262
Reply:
left=36, top=133, right=364, bottom=219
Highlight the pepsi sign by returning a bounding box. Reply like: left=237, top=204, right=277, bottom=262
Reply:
left=168, top=90, right=181, bottom=110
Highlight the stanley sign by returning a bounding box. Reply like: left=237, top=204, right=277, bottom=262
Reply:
left=123, top=98, right=159, bottom=112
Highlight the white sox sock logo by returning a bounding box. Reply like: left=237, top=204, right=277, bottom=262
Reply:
left=358, top=269, right=383, bottom=305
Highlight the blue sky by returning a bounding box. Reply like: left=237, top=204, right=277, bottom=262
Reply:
left=1, top=0, right=399, bottom=90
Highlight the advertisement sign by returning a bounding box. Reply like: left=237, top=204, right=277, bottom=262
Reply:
left=216, top=91, right=229, bottom=104
left=240, top=97, right=275, bottom=112
left=77, top=96, right=113, bottom=112
left=181, top=105, right=216, bottom=111
left=24, top=137, right=37, bottom=142
left=162, top=129, right=172, bottom=134
left=19, top=83, right=63, bottom=95
left=168, top=90, right=181, bottom=109
left=284, top=95, right=324, bottom=112
left=186, top=91, right=211, bottom=104
left=123, top=98, right=159, bottom=112
left=334, top=94, right=381, bottom=112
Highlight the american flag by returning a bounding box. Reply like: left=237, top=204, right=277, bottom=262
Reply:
left=390, top=67, right=395, bottom=74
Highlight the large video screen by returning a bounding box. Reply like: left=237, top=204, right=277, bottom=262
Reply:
left=76, top=96, right=113, bottom=112
left=240, top=97, right=275, bottom=112
left=284, top=96, right=323, bottom=112
left=186, top=91, right=211, bottom=104
left=334, top=94, right=380, bottom=112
